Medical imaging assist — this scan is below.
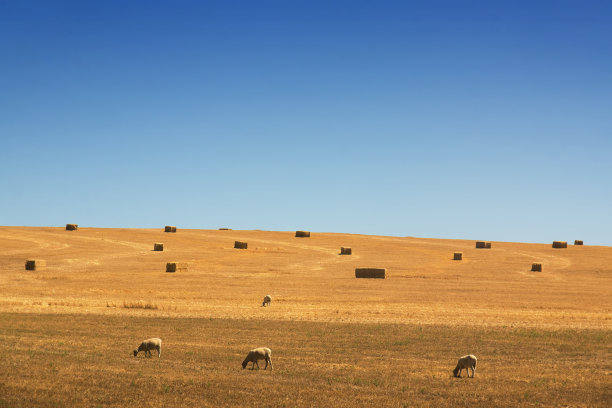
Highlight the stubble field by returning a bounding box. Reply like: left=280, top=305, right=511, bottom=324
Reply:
left=0, top=226, right=610, bottom=407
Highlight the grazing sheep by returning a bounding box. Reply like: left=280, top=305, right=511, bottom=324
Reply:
left=242, top=347, right=273, bottom=370
left=133, top=338, right=162, bottom=358
left=453, top=354, right=477, bottom=378
left=262, top=295, right=271, bottom=307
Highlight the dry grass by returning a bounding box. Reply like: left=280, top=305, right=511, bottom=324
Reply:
left=0, top=226, right=610, bottom=406
left=0, top=313, right=609, bottom=407
left=0, top=227, right=610, bottom=327
left=123, top=301, right=159, bottom=310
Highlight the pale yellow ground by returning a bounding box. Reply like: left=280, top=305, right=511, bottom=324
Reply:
left=1, top=226, right=610, bottom=328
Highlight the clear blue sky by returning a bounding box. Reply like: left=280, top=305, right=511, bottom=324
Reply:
left=1, top=0, right=611, bottom=245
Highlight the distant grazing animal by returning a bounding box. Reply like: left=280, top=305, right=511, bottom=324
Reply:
left=242, top=347, right=273, bottom=370
left=453, top=354, right=477, bottom=378
left=133, top=338, right=162, bottom=358
left=262, top=295, right=272, bottom=307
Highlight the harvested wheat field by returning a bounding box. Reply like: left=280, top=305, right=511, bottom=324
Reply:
left=0, top=226, right=610, bottom=407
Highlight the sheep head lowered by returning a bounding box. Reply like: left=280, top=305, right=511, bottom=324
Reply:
left=452, top=366, right=461, bottom=377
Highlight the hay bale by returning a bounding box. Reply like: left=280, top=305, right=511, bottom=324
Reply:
left=340, top=247, right=352, bottom=255
left=295, top=231, right=310, bottom=238
left=164, top=226, right=177, bottom=233
left=65, top=224, right=78, bottom=231
left=153, top=243, right=164, bottom=251
left=25, top=260, right=46, bottom=271
left=355, top=268, right=386, bottom=279
left=219, top=228, right=231, bottom=230
left=574, top=240, right=583, bottom=246
left=475, top=241, right=491, bottom=248
left=234, top=241, right=248, bottom=249
left=453, top=252, right=463, bottom=260
left=531, top=263, right=542, bottom=272
left=166, top=262, right=187, bottom=273
left=552, top=241, right=567, bottom=248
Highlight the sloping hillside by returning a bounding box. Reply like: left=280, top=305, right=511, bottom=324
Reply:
left=1, top=226, right=609, bottom=328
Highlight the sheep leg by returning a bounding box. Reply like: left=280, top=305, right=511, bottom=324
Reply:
left=255, top=360, right=260, bottom=370
left=157, top=346, right=161, bottom=358
left=266, top=357, right=273, bottom=370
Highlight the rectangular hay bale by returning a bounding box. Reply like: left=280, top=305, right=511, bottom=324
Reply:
left=65, top=224, right=78, bottom=231
left=531, top=263, right=542, bottom=272
left=25, top=260, right=46, bottom=271
left=295, top=231, right=311, bottom=238
left=340, top=247, right=352, bottom=255
left=234, top=241, right=248, bottom=249
left=166, top=262, right=187, bottom=273
left=355, top=268, right=386, bottom=279
left=453, top=252, right=463, bottom=260
left=552, top=241, right=567, bottom=248
left=164, top=226, right=177, bottom=233
left=153, top=243, right=164, bottom=251
left=574, top=240, right=583, bottom=245
left=475, top=241, right=491, bottom=248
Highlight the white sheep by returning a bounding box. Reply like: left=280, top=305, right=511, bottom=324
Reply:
left=453, top=354, right=477, bottom=378
left=242, top=347, right=273, bottom=370
left=262, top=295, right=272, bottom=307
left=133, top=338, right=162, bottom=358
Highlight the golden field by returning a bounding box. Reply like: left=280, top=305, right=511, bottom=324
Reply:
left=0, top=226, right=610, bottom=407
